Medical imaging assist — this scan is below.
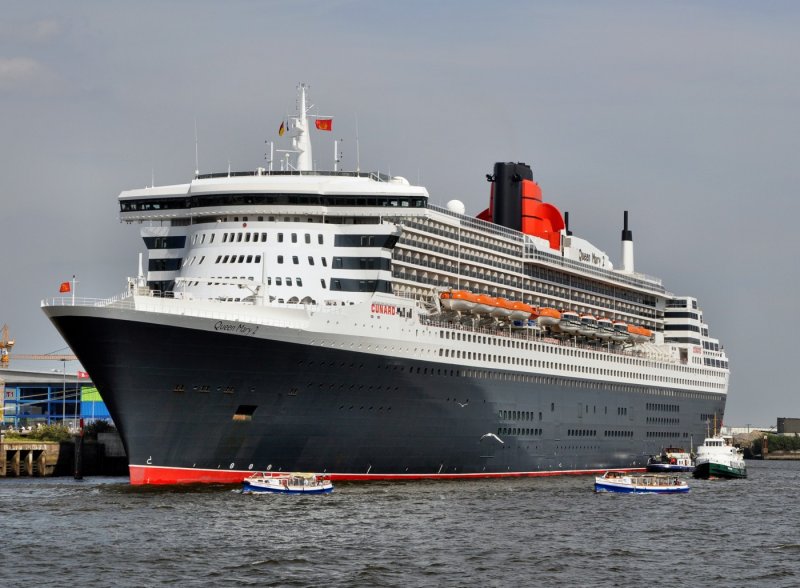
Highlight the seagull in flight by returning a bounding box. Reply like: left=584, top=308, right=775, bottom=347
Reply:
left=480, top=433, right=504, bottom=444
left=457, top=400, right=469, bottom=408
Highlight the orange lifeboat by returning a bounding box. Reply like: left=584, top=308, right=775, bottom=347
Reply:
left=471, top=294, right=495, bottom=315
left=439, top=290, right=478, bottom=313
left=536, top=307, right=561, bottom=327
left=627, top=324, right=653, bottom=344
left=490, top=297, right=514, bottom=319
left=508, top=301, right=534, bottom=321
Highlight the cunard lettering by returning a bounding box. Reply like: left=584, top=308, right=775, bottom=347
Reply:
left=371, top=303, right=397, bottom=315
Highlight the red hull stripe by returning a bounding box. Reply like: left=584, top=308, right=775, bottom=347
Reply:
left=129, top=464, right=646, bottom=486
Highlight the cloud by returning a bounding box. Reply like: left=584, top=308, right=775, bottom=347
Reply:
left=0, top=56, right=57, bottom=93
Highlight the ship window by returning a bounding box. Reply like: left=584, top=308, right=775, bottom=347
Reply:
left=292, top=233, right=297, bottom=243
left=228, top=256, right=235, bottom=263
left=255, top=255, right=261, bottom=263
left=286, top=278, right=293, bottom=286
left=245, top=233, right=251, bottom=242
left=237, top=233, right=243, bottom=242
left=308, top=256, right=315, bottom=266
left=305, top=233, right=311, bottom=244
left=199, top=256, right=205, bottom=264
left=216, top=256, right=222, bottom=263
left=246, top=255, right=253, bottom=263
left=297, top=278, right=303, bottom=286
left=261, top=232, right=268, bottom=242
left=276, top=277, right=282, bottom=286
left=292, top=256, right=299, bottom=265
left=210, top=234, right=215, bottom=243
left=278, top=256, right=284, bottom=264
left=233, top=405, right=257, bottom=422
left=318, top=235, right=324, bottom=245
left=320, top=279, right=326, bottom=289
left=278, top=233, right=284, bottom=243
left=223, top=234, right=228, bottom=243
left=238, top=255, right=245, bottom=262
left=223, top=255, right=230, bottom=263
left=321, top=258, right=327, bottom=267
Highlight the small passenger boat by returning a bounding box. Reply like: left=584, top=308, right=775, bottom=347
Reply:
left=646, top=447, right=695, bottom=473
left=594, top=471, right=689, bottom=494
left=242, top=472, right=334, bottom=494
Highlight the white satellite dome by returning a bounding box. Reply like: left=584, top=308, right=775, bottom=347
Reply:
left=446, top=200, right=466, bottom=215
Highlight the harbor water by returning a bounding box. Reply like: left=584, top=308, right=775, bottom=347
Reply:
left=1, top=460, right=797, bottom=587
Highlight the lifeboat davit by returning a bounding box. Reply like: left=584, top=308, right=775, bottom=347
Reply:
left=536, top=307, right=561, bottom=327
left=596, top=317, right=614, bottom=340
left=440, top=290, right=477, bottom=313
left=490, top=297, right=514, bottom=319
left=578, top=314, right=598, bottom=337
left=611, top=321, right=630, bottom=342
left=508, top=301, right=534, bottom=321
left=627, top=325, right=653, bottom=344
left=559, top=310, right=580, bottom=334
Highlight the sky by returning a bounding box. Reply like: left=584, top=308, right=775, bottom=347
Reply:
left=1, top=0, right=798, bottom=427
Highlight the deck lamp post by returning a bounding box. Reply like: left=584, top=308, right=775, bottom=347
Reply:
left=61, top=359, right=66, bottom=425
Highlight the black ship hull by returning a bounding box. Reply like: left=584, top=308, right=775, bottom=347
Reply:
left=46, top=309, right=727, bottom=485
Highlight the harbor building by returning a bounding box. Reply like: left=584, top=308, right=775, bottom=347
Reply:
left=0, top=367, right=109, bottom=430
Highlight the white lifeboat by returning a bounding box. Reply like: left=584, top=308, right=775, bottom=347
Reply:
left=559, top=311, right=580, bottom=333
left=611, top=321, right=630, bottom=343
left=578, top=314, right=598, bottom=337
left=596, top=317, right=614, bottom=340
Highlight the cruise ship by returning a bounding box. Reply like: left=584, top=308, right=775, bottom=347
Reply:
left=43, top=85, right=729, bottom=485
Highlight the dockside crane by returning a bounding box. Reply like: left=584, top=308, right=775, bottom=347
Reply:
left=0, top=324, right=77, bottom=367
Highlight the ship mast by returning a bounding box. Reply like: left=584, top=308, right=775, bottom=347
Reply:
left=290, top=83, right=312, bottom=172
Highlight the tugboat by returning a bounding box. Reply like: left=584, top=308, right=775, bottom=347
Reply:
left=693, top=435, right=747, bottom=479
left=646, top=447, right=694, bottom=473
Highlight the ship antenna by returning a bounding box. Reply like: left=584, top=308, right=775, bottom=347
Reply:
left=194, top=118, right=200, bottom=177
left=355, top=113, right=361, bottom=173
left=334, top=139, right=343, bottom=172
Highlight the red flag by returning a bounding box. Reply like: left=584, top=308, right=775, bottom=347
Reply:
left=77, top=371, right=89, bottom=379
left=59, top=282, right=71, bottom=293
left=315, top=118, right=333, bottom=131
left=278, top=121, right=285, bottom=136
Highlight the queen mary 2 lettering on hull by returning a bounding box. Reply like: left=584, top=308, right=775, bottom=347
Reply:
left=42, top=84, right=730, bottom=485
